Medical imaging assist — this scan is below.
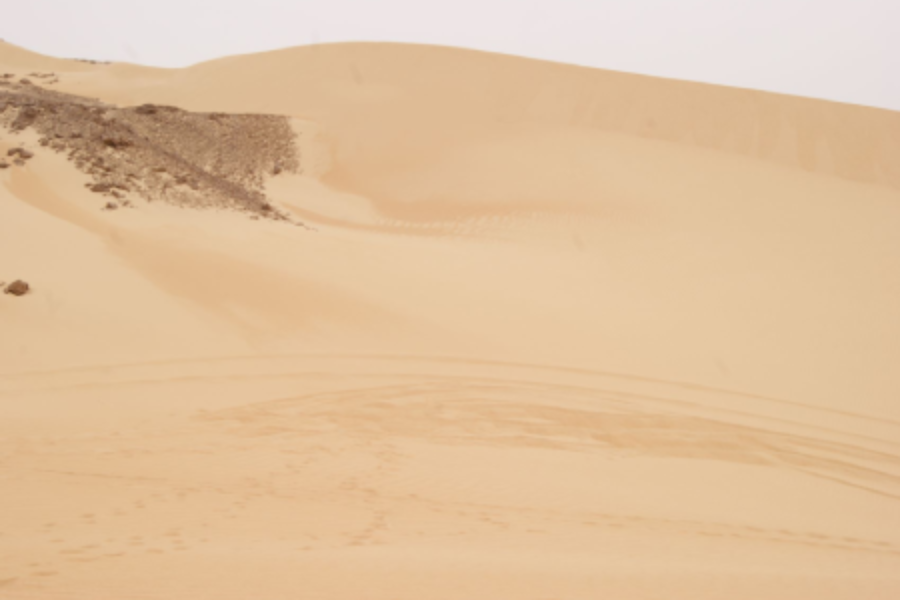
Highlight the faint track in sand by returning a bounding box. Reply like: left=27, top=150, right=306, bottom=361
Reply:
left=3, top=353, right=898, bottom=427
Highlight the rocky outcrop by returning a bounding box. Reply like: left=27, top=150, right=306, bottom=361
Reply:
left=0, top=81, right=301, bottom=220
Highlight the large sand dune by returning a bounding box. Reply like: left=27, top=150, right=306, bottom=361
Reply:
left=1, top=40, right=899, bottom=598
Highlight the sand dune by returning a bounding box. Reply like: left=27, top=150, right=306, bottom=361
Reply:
left=1, top=40, right=899, bottom=599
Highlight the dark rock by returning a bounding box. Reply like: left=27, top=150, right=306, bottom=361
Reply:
left=103, top=137, right=131, bottom=150
left=19, top=78, right=32, bottom=85
left=134, top=104, right=179, bottom=116
left=0, top=161, right=8, bottom=169
left=90, top=183, right=112, bottom=193
left=104, top=202, right=118, bottom=210
left=8, top=148, right=35, bottom=159
left=4, top=280, right=30, bottom=296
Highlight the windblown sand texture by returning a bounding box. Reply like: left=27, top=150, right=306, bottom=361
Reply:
left=1, top=40, right=899, bottom=599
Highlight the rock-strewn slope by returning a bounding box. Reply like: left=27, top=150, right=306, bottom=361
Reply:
left=0, top=78, right=299, bottom=218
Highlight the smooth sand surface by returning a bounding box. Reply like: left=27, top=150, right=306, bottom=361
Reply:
left=2, top=41, right=900, bottom=598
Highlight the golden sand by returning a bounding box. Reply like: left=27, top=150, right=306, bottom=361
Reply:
left=1, top=40, right=899, bottom=599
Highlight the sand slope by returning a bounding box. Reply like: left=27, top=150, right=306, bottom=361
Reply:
left=1, top=41, right=900, bottom=599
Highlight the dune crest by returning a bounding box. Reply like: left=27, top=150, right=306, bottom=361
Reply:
left=62, top=42, right=899, bottom=188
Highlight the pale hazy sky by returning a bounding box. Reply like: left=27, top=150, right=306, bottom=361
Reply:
left=2, top=0, right=898, bottom=110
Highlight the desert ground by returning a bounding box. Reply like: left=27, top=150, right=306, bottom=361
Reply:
left=1, top=40, right=900, bottom=599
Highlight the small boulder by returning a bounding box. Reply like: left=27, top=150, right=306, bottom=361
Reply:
left=104, top=202, right=118, bottom=210
left=0, top=161, right=8, bottom=169
left=4, top=280, right=30, bottom=296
